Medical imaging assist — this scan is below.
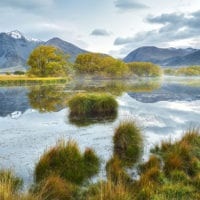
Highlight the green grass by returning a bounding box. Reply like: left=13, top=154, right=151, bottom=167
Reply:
left=151, top=129, right=200, bottom=176
left=83, top=180, right=133, bottom=200
left=106, top=156, right=132, bottom=184
left=68, top=93, right=118, bottom=122
left=34, top=140, right=100, bottom=185
left=0, top=170, right=24, bottom=200
left=2, top=128, right=200, bottom=200
left=113, top=120, right=143, bottom=167
left=0, top=75, right=68, bottom=86
left=32, top=175, right=78, bottom=200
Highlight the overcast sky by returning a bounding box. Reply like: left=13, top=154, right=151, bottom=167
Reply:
left=1, top=0, right=200, bottom=57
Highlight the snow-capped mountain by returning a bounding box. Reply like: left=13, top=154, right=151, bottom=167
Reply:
left=0, top=30, right=87, bottom=71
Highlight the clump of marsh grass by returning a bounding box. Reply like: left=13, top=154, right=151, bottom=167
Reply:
left=151, top=128, right=200, bottom=177
left=32, top=175, right=78, bottom=200
left=68, top=93, right=118, bottom=120
left=83, top=179, right=134, bottom=200
left=113, top=120, right=143, bottom=167
left=0, top=170, right=23, bottom=200
left=138, top=155, right=161, bottom=174
left=106, top=156, right=133, bottom=184
left=35, top=140, right=100, bottom=185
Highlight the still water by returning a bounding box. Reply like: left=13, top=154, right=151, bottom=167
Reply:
left=0, top=76, right=200, bottom=187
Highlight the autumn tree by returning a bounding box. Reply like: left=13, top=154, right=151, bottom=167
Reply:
left=74, top=53, right=129, bottom=77
left=27, top=45, right=70, bottom=77
left=127, top=62, right=161, bottom=77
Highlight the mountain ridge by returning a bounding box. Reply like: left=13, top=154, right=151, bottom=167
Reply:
left=0, top=30, right=88, bottom=71
left=123, top=46, right=199, bottom=67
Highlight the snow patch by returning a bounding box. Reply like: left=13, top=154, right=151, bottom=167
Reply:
left=7, top=30, right=23, bottom=39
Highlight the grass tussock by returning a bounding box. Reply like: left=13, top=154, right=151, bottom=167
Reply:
left=68, top=93, right=118, bottom=118
left=0, top=170, right=24, bottom=200
left=32, top=175, right=78, bottom=200
left=113, top=120, right=143, bottom=166
left=35, top=140, right=100, bottom=185
left=152, top=129, right=200, bottom=176
left=2, top=128, right=200, bottom=200
left=138, top=155, right=161, bottom=174
left=106, top=156, right=132, bottom=184
left=84, top=180, right=134, bottom=200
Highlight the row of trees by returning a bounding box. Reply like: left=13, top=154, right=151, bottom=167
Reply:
left=164, top=66, right=200, bottom=76
left=27, top=45, right=162, bottom=77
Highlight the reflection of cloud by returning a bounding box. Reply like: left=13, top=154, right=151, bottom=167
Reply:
left=114, top=0, right=149, bottom=11
left=90, top=29, right=111, bottom=36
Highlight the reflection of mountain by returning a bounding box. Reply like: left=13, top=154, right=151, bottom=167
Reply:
left=128, top=84, right=200, bottom=103
left=0, top=87, right=30, bottom=117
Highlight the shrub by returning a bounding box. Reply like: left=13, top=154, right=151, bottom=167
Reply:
left=14, top=71, right=25, bottom=75
left=35, top=140, right=100, bottom=185
left=127, top=62, right=161, bottom=77
left=74, top=53, right=129, bottom=78
left=113, top=120, right=143, bottom=166
left=68, top=93, right=118, bottom=119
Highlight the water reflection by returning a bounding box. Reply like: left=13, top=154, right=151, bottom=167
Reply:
left=0, top=87, right=29, bottom=117
left=28, top=85, right=68, bottom=113
left=66, top=78, right=161, bottom=96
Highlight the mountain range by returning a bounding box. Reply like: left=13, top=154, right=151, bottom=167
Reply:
left=123, top=46, right=200, bottom=67
left=0, top=30, right=87, bottom=72
left=0, top=30, right=200, bottom=72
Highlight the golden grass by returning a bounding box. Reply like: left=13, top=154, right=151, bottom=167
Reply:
left=0, top=75, right=68, bottom=86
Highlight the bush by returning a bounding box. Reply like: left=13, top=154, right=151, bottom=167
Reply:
left=35, top=140, right=100, bottom=185
left=164, top=66, right=200, bottom=76
left=113, top=120, right=143, bottom=166
left=127, top=62, right=161, bottom=77
left=68, top=93, right=118, bottom=120
left=74, top=53, right=129, bottom=78
left=14, top=71, right=25, bottom=75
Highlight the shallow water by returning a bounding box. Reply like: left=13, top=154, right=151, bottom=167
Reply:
left=0, top=76, right=200, bottom=187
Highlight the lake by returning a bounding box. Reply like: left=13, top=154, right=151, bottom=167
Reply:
left=0, top=76, right=200, bottom=188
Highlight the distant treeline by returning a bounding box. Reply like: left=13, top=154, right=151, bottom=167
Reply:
left=164, top=66, right=200, bottom=76
left=74, top=53, right=162, bottom=78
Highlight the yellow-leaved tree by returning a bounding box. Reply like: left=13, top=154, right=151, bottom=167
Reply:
left=27, top=45, right=70, bottom=77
